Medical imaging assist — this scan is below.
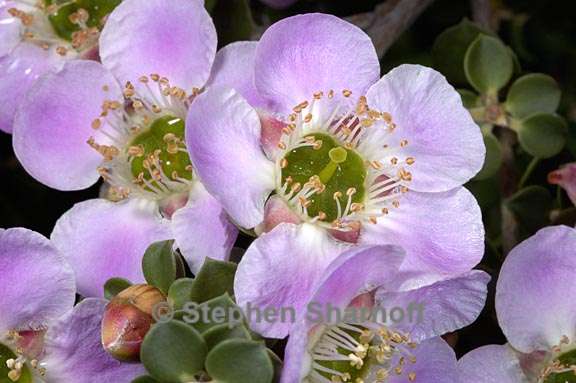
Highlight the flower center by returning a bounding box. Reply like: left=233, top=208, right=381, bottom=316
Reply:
left=89, top=75, right=196, bottom=201
left=1, top=330, right=47, bottom=382
left=542, top=345, right=576, bottom=383
left=306, top=323, right=417, bottom=382
left=280, top=133, right=367, bottom=223
left=8, top=0, right=120, bottom=56
left=44, top=0, right=119, bottom=42
left=274, top=90, right=414, bottom=232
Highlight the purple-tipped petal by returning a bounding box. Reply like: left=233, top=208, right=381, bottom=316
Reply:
left=388, top=337, right=458, bottom=383
left=365, top=64, right=485, bottom=192
left=310, top=244, right=405, bottom=314
left=254, top=13, right=380, bottom=114
left=458, top=344, right=527, bottom=383
left=0, top=44, right=60, bottom=134
left=51, top=198, right=172, bottom=298
left=171, top=182, right=238, bottom=273
left=186, top=86, right=275, bottom=229
left=496, top=225, right=576, bottom=353
left=207, top=41, right=269, bottom=109
left=43, top=298, right=145, bottom=383
left=100, top=0, right=216, bottom=91
left=0, top=228, right=75, bottom=333
left=376, top=270, right=490, bottom=342
left=13, top=60, right=121, bottom=190
left=360, top=187, right=485, bottom=289
left=234, top=223, right=349, bottom=338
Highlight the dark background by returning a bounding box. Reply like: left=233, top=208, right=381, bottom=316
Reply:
left=2, top=0, right=575, bottom=356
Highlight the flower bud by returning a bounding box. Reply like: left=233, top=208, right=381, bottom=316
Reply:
left=101, top=284, right=166, bottom=362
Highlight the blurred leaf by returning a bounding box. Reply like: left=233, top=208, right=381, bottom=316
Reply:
left=505, top=185, right=552, bottom=234
left=432, top=19, right=490, bottom=85
left=467, top=177, right=501, bottom=211
left=205, top=339, right=274, bottom=383
left=506, top=73, right=561, bottom=119
left=205, top=0, right=217, bottom=13
left=212, top=0, right=253, bottom=47
left=141, top=320, right=207, bottom=383
left=517, top=113, right=567, bottom=158
left=268, top=350, right=283, bottom=383
left=551, top=207, right=576, bottom=226
left=465, top=35, right=514, bottom=94
left=202, top=323, right=251, bottom=350
left=475, top=132, right=503, bottom=180
left=142, top=240, right=178, bottom=295
left=458, top=89, right=481, bottom=108
left=131, top=376, right=159, bottom=383
left=103, top=277, right=132, bottom=300
left=189, top=258, right=237, bottom=304
left=168, top=278, right=195, bottom=311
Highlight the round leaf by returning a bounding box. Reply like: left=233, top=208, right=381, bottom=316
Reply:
left=131, top=376, right=159, bottom=383
left=458, top=89, right=481, bottom=109
left=168, top=278, right=195, bottom=311
left=202, top=323, right=251, bottom=350
left=464, top=35, right=514, bottom=93
left=517, top=113, right=567, bottom=158
left=474, top=131, right=503, bottom=180
left=103, top=277, right=132, bottom=300
left=142, top=240, right=177, bottom=295
left=506, top=73, right=561, bottom=118
left=432, top=18, right=490, bottom=85
left=205, top=339, right=274, bottom=383
left=141, top=321, right=207, bottom=383
left=189, top=258, right=237, bottom=303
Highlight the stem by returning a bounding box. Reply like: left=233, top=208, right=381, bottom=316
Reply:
left=345, top=0, right=437, bottom=58
left=518, top=157, right=540, bottom=189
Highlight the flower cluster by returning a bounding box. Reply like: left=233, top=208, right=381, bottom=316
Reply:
left=0, top=0, right=572, bottom=383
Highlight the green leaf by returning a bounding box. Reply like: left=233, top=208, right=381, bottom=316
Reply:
left=202, top=323, right=252, bottom=350
left=464, top=35, right=514, bottom=94
left=205, top=339, right=274, bottom=383
left=432, top=19, right=490, bottom=85
left=212, top=0, right=253, bottom=47
left=141, top=320, right=207, bottom=383
left=506, top=73, right=561, bottom=119
left=168, top=278, right=195, bottom=311
left=131, top=376, right=159, bottom=383
left=103, top=277, right=132, bottom=300
left=189, top=294, right=243, bottom=334
left=506, top=186, right=553, bottom=234
left=517, top=113, right=567, bottom=158
left=458, top=89, right=481, bottom=109
left=189, top=258, right=237, bottom=303
left=205, top=0, right=217, bottom=13
left=142, top=240, right=177, bottom=295
left=268, top=350, right=283, bottom=383
left=474, top=132, right=503, bottom=180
